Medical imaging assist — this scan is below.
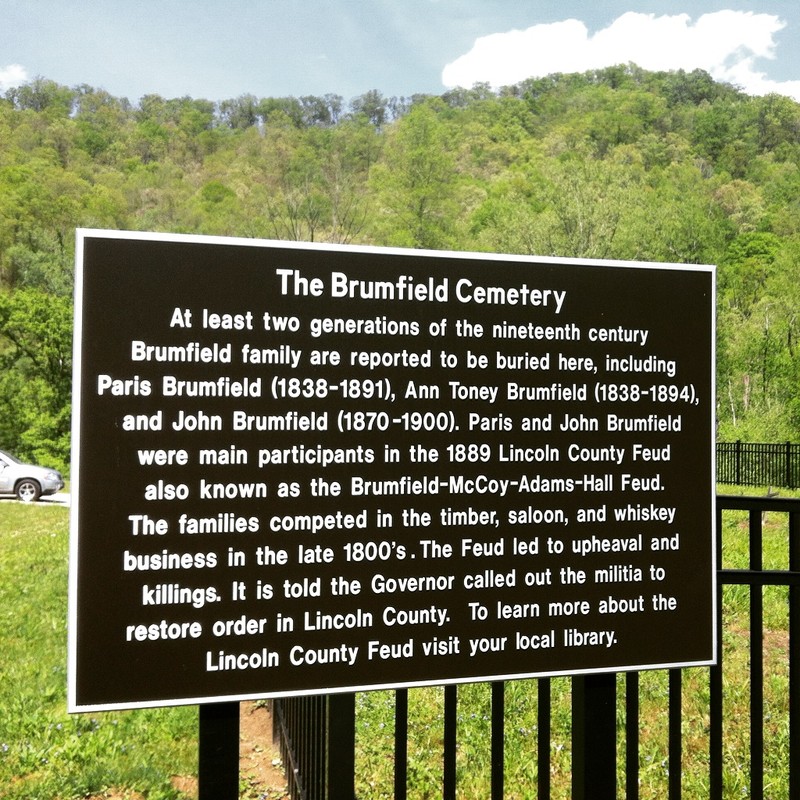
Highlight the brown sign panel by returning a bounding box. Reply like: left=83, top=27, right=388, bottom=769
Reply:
left=68, top=230, right=715, bottom=711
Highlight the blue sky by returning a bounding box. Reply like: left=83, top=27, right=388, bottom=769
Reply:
left=3, top=1, right=800, bottom=102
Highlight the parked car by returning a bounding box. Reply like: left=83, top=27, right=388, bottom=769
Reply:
left=0, top=449, right=65, bottom=502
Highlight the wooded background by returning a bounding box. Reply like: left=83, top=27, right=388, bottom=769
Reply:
left=2, top=65, right=798, bottom=472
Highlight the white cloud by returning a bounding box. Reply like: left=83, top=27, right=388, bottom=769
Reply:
left=442, top=11, right=800, bottom=101
left=0, top=64, right=28, bottom=91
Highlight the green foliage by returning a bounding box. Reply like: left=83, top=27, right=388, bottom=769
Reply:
left=0, top=289, right=72, bottom=470
left=2, top=67, right=800, bottom=449
left=370, top=102, right=458, bottom=248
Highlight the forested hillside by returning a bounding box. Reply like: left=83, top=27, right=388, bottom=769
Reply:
left=2, top=65, right=799, bottom=470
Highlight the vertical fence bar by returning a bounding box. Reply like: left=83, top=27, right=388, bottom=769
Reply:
left=290, top=699, right=303, bottom=800
left=491, top=681, right=505, bottom=800
left=790, top=509, right=800, bottom=798
left=736, top=440, right=742, bottom=486
left=283, top=696, right=322, bottom=800
left=625, top=671, right=639, bottom=800
left=668, top=669, right=682, bottom=800
left=272, top=700, right=296, bottom=800
left=198, top=702, right=239, bottom=800
left=443, top=684, right=457, bottom=800
left=710, top=502, right=724, bottom=800
left=301, top=698, right=312, bottom=799
left=709, top=658, right=723, bottom=800
left=313, top=696, right=324, bottom=800
left=538, top=678, right=551, bottom=800
left=290, top=697, right=306, bottom=800
left=289, top=699, right=301, bottom=799
left=572, top=673, right=616, bottom=800
left=793, top=443, right=799, bottom=489
left=301, top=698, right=309, bottom=798
left=394, top=688, right=408, bottom=800
left=291, top=699, right=305, bottom=800
left=749, top=509, right=764, bottom=800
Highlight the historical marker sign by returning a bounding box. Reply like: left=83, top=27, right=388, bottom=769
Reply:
left=68, top=230, right=715, bottom=711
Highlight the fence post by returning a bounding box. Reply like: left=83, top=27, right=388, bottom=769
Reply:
left=326, top=692, right=356, bottom=800
left=788, top=441, right=793, bottom=489
left=572, top=673, right=616, bottom=800
left=198, top=702, right=239, bottom=800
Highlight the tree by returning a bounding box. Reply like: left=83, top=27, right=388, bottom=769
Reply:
left=535, top=152, right=636, bottom=258
left=5, top=77, right=76, bottom=117
left=218, top=94, right=259, bottom=129
left=258, top=97, right=305, bottom=128
left=637, top=161, right=730, bottom=265
left=660, top=68, right=739, bottom=108
left=0, top=289, right=72, bottom=469
left=752, top=93, right=800, bottom=153
left=0, top=162, right=89, bottom=293
left=472, top=149, right=640, bottom=261
left=716, top=235, right=800, bottom=440
left=369, top=103, right=457, bottom=248
left=72, top=85, right=133, bottom=159
left=349, top=90, right=389, bottom=128
left=719, top=232, right=781, bottom=312
left=300, top=94, right=343, bottom=127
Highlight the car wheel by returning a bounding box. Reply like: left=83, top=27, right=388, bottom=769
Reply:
left=16, top=479, right=42, bottom=503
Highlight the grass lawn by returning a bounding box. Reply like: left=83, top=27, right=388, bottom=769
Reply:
left=0, top=500, right=197, bottom=800
left=355, top=486, right=799, bottom=798
left=1, top=486, right=796, bottom=798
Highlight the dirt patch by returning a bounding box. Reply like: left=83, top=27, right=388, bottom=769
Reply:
left=239, top=701, right=290, bottom=799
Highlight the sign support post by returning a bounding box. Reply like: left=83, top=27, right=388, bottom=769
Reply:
left=572, top=673, right=617, bottom=799
left=198, top=702, right=239, bottom=800
left=326, top=693, right=356, bottom=799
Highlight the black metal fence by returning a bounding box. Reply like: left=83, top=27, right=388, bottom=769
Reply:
left=271, top=494, right=800, bottom=799
left=717, top=441, right=800, bottom=488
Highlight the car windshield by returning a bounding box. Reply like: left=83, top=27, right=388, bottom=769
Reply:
left=0, top=450, right=23, bottom=465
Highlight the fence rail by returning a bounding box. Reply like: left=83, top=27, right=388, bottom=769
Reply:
left=272, top=494, right=800, bottom=799
left=717, top=440, right=800, bottom=488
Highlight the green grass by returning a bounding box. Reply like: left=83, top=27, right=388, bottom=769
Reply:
left=355, top=485, right=799, bottom=798
left=3, top=486, right=797, bottom=798
left=0, top=501, right=197, bottom=800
